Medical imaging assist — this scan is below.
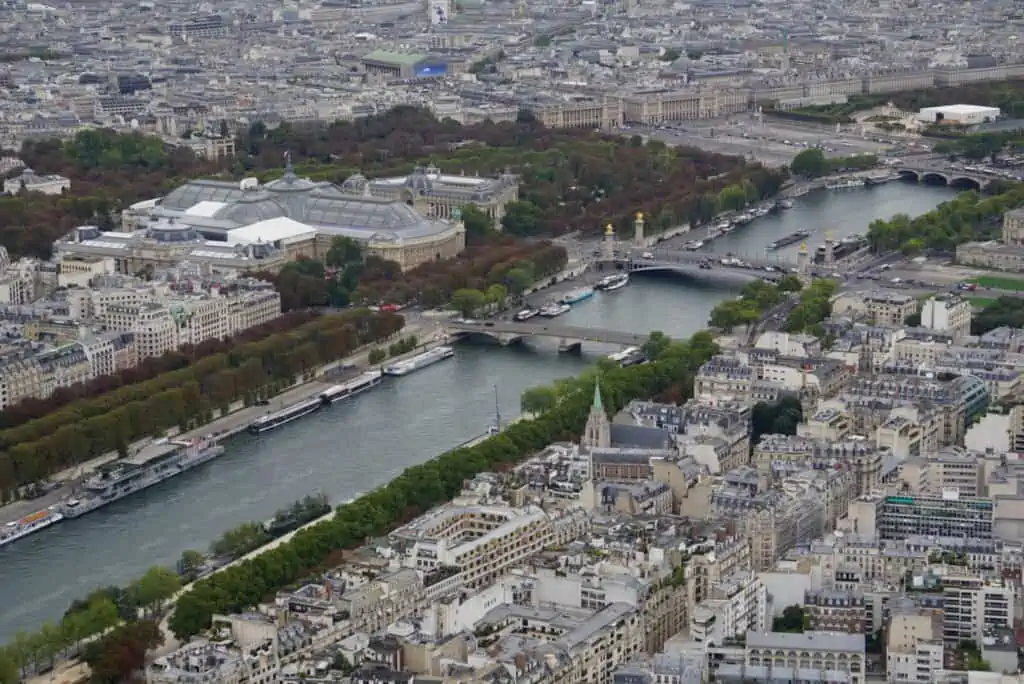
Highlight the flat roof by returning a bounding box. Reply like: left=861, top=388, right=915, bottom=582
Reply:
left=362, top=50, right=429, bottom=67
left=747, top=630, right=865, bottom=652
left=920, top=104, right=1001, bottom=114
left=226, top=217, right=317, bottom=245
left=184, top=200, right=229, bottom=217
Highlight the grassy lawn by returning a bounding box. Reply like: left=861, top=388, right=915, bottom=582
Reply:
left=968, top=275, right=1024, bottom=291
left=967, top=296, right=997, bottom=308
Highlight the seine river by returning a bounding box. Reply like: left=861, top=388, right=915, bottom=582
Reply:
left=0, top=181, right=957, bottom=641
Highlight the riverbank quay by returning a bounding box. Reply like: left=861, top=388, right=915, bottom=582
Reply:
left=0, top=316, right=441, bottom=532
left=162, top=327, right=718, bottom=641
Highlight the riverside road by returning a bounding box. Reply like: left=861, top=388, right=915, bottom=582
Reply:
left=0, top=181, right=959, bottom=642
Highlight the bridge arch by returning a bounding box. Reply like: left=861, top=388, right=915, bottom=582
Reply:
left=920, top=171, right=951, bottom=186
left=897, top=169, right=921, bottom=182
left=948, top=175, right=982, bottom=190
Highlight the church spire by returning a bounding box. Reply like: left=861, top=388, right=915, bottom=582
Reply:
left=583, top=380, right=610, bottom=449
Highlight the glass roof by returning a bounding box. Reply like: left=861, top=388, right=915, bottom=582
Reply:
left=161, top=181, right=254, bottom=210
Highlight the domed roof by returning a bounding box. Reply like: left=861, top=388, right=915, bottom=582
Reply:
left=218, top=197, right=287, bottom=225
left=264, top=174, right=318, bottom=192
left=145, top=219, right=201, bottom=243
left=405, top=166, right=436, bottom=193
left=341, top=173, right=369, bottom=194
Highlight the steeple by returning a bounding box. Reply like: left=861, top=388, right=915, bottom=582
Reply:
left=583, top=380, right=610, bottom=449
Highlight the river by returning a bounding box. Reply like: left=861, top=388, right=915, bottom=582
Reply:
left=0, top=181, right=957, bottom=641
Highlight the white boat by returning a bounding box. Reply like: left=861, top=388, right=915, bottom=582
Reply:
left=513, top=308, right=539, bottom=322
left=60, top=438, right=226, bottom=518
left=383, top=346, right=454, bottom=377
left=319, top=371, right=383, bottom=404
left=682, top=240, right=704, bottom=251
left=250, top=397, right=322, bottom=434
left=826, top=178, right=865, bottom=190
left=600, top=273, right=630, bottom=291
left=0, top=508, right=64, bottom=549
left=539, top=303, right=571, bottom=317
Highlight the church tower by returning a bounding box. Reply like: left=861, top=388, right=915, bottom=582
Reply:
left=583, top=381, right=611, bottom=449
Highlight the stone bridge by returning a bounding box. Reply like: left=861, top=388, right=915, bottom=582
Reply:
left=895, top=166, right=990, bottom=190
left=446, top=320, right=647, bottom=349
left=617, top=249, right=798, bottom=280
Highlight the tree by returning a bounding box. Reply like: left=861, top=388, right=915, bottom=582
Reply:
left=752, top=396, right=803, bottom=444
left=450, top=288, right=486, bottom=317
left=368, top=348, right=386, bottom=365
left=772, top=604, right=809, bottom=633
left=641, top=331, right=671, bottom=360
left=128, top=565, right=181, bottom=617
left=500, top=200, right=543, bottom=236
left=325, top=236, right=363, bottom=268
left=790, top=148, right=829, bottom=177
left=520, top=385, right=557, bottom=415
left=485, top=283, right=508, bottom=309
left=460, top=204, right=493, bottom=241
left=777, top=274, right=803, bottom=292
left=84, top=620, right=163, bottom=684
left=716, top=184, right=749, bottom=212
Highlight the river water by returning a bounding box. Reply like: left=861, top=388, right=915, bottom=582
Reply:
left=0, top=182, right=957, bottom=641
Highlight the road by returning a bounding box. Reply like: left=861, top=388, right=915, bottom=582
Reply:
left=0, top=316, right=443, bottom=530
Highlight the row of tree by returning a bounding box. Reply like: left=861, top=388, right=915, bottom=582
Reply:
left=167, top=329, right=720, bottom=639
left=1, top=565, right=179, bottom=683
left=790, top=148, right=878, bottom=178
left=784, top=279, right=840, bottom=334
left=866, top=185, right=1024, bottom=254
left=0, top=309, right=404, bottom=494
left=708, top=276, right=803, bottom=330
left=0, top=309, right=319, bottom=432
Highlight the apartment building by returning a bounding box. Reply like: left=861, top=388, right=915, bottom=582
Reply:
left=391, top=503, right=588, bottom=589
left=832, top=291, right=918, bottom=327
left=846, top=492, right=995, bottom=541
left=897, top=447, right=984, bottom=498
left=803, top=589, right=868, bottom=634
left=886, top=610, right=945, bottom=684
left=753, top=435, right=883, bottom=498
left=690, top=571, right=767, bottom=645
left=920, top=295, right=972, bottom=339
left=939, top=574, right=1014, bottom=644
left=745, top=631, right=866, bottom=684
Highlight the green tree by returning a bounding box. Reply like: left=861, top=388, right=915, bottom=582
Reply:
left=716, top=184, right=749, bottom=212
left=752, top=396, right=803, bottom=444
left=450, top=288, right=486, bottom=317
left=368, top=348, right=386, bottom=365
left=325, top=236, right=363, bottom=268
left=500, top=200, right=543, bottom=236
left=520, top=385, right=558, bottom=415
left=0, top=649, right=17, bottom=684
left=503, top=267, right=534, bottom=296
left=485, top=283, right=508, bottom=309
left=773, top=604, right=809, bottom=633
left=641, top=331, right=672, bottom=360
left=790, top=148, right=828, bottom=177
left=128, top=566, right=181, bottom=617
left=460, top=204, right=493, bottom=240
left=777, top=274, right=804, bottom=292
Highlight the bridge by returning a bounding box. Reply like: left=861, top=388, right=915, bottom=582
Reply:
left=608, top=248, right=800, bottom=281
left=895, top=165, right=990, bottom=190
left=446, top=320, right=647, bottom=348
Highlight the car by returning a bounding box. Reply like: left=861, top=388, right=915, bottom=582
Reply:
left=641, top=252, right=655, bottom=260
